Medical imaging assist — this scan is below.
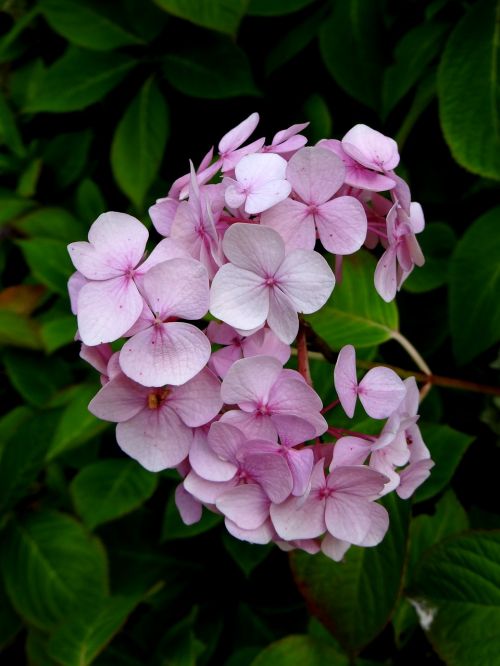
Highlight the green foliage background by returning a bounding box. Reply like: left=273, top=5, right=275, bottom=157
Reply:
left=0, top=0, right=499, bottom=664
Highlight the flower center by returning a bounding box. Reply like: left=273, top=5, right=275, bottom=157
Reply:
left=147, top=388, right=170, bottom=410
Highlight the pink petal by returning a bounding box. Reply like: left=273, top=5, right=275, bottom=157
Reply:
left=270, top=492, right=326, bottom=541
left=286, top=147, right=345, bottom=205
left=333, top=345, right=358, bottom=418
left=409, top=202, right=425, bottom=233
left=330, top=436, right=370, bottom=468
left=318, top=139, right=396, bottom=191
left=68, top=271, right=88, bottom=313
left=285, top=447, right=315, bottom=496
left=224, top=181, right=247, bottom=210
left=396, top=459, right=434, bottom=499
left=221, top=137, right=265, bottom=172
left=210, top=264, right=269, bottom=331
left=274, top=249, right=335, bottom=314
left=137, top=238, right=190, bottom=275
left=271, top=122, right=309, bottom=146
left=207, top=421, right=248, bottom=464
left=235, top=152, right=287, bottom=187
left=219, top=112, right=260, bottom=154
left=358, top=367, right=406, bottom=419
left=88, top=373, right=147, bottom=422
left=209, top=344, right=243, bottom=379
left=77, top=276, right=144, bottom=345
left=245, top=179, right=292, bottom=215
left=189, top=428, right=237, bottom=482
left=342, top=125, right=399, bottom=172
left=374, top=245, right=398, bottom=302
left=267, top=288, right=299, bottom=344
left=327, top=465, right=388, bottom=497
left=116, top=406, right=192, bottom=472
left=219, top=409, right=277, bottom=441
left=221, top=355, right=283, bottom=407
left=149, top=197, right=179, bottom=237
left=175, top=484, right=202, bottom=525
left=216, top=484, right=270, bottom=530
left=79, top=342, right=112, bottom=376
left=206, top=321, right=240, bottom=345
left=184, top=470, right=236, bottom=504
left=268, top=373, right=324, bottom=423
left=244, top=449, right=293, bottom=503
left=315, top=197, right=367, bottom=255
left=222, top=223, right=285, bottom=276
left=168, top=368, right=222, bottom=427
left=260, top=199, right=316, bottom=251
left=142, top=258, right=209, bottom=321
left=321, top=534, right=350, bottom=561
left=225, top=518, right=274, bottom=544
left=242, top=327, right=291, bottom=366
left=119, top=322, right=211, bottom=387
left=272, top=414, right=317, bottom=446
left=325, top=492, right=388, bottom=546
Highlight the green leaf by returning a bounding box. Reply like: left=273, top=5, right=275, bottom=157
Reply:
left=14, top=206, right=87, bottom=242
left=25, top=47, right=136, bottom=113
left=48, top=595, right=141, bottom=666
left=18, top=237, right=73, bottom=295
left=222, top=532, right=272, bottom=576
left=382, top=21, right=447, bottom=118
left=0, top=405, right=33, bottom=457
left=43, top=129, right=93, bottom=188
left=163, top=38, right=259, bottom=99
left=0, top=577, right=22, bottom=649
left=438, top=0, right=500, bottom=179
left=290, top=494, right=409, bottom=655
left=449, top=207, right=500, bottom=362
left=47, top=383, right=109, bottom=461
left=26, top=628, right=60, bottom=666
left=9, top=58, right=46, bottom=109
left=153, top=608, right=205, bottom=666
left=251, top=635, right=348, bottom=666
left=111, top=78, right=169, bottom=209
left=0, top=410, right=59, bottom=512
left=3, top=349, right=72, bottom=407
left=0, top=91, right=25, bottom=157
left=303, top=94, right=332, bottom=144
left=153, top=0, right=247, bottom=36
left=403, top=222, right=457, bottom=293
left=319, top=0, right=384, bottom=110
left=1, top=510, right=108, bottom=630
left=71, top=459, right=158, bottom=529
left=414, top=423, right=475, bottom=502
left=40, top=314, right=77, bottom=353
left=40, top=0, right=144, bottom=51
left=0, top=310, right=42, bottom=349
left=411, top=531, right=500, bottom=666
left=75, top=179, right=106, bottom=224
left=0, top=190, right=36, bottom=225
left=395, top=71, right=437, bottom=148
left=248, top=0, right=316, bottom=16
left=306, top=251, right=399, bottom=349
left=17, top=157, right=42, bottom=198
left=161, top=493, right=222, bottom=541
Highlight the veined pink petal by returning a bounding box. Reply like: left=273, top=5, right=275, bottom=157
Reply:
left=225, top=518, right=274, bottom=544
left=325, top=492, right=388, bottom=546
left=207, top=421, right=248, bottom=463
left=242, top=328, right=291, bottom=366
left=136, top=238, right=190, bottom=275
left=189, top=428, right=237, bottom=482
left=319, top=139, right=396, bottom=191
left=268, top=373, right=323, bottom=418
left=333, top=345, right=358, bottom=418
left=142, top=258, right=209, bottom=321
left=235, top=152, right=287, bottom=187
left=116, top=406, right=192, bottom=472
left=224, top=181, right=247, bottom=210
left=321, top=534, right=350, bottom=561
left=216, top=484, right=270, bottom=530
left=221, top=355, right=283, bottom=407
left=342, top=125, right=399, bottom=172
left=267, top=288, right=299, bottom=344
left=184, top=470, right=237, bottom=504
left=260, top=198, right=316, bottom=251
left=68, top=271, right=88, bottom=314
left=245, top=179, right=292, bottom=215
left=315, top=196, right=367, bottom=255
left=80, top=342, right=112, bottom=376
left=219, top=112, right=260, bottom=154
left=397, top=459, right=434, bottom=499
left=270, top=492, right=326, bottom=541
left=286, top=147, right=345, bottom=205
left=210, top=264, right=269, bottom=330
left=77, top=276, right=144, bottom=345
left=374, top=245, right=398, bottom=302
left=274, top=249, right=335, bottom=314
left=209, top=344, right=243, bottom=379
left=285, top=447, right=314, bottom=496
left=222, top=223, right=285, bottom=276
left=175, top=484, right=202, bottom=525
left=68, top=242, right=121, bottom=281
left=327, top=465, right=388, bottom=496
left=119, top=322, right=211, bottom=387
left=219, top=409, right=277, bottom=441
left=272, top=414, right=316, bottom=447
left=244, top=449, right=293, bottom=503
left=168, top=368, right=222, bottom=427
left=88, top=373, right=147, bottom=422
left=358, top=367, right=406, bottom=418
left=330, top=436, right=370, bottom=468
left=149, top=197, right=179, bottom=237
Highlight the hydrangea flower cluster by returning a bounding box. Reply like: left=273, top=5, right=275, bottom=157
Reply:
left=67, top=113, right=432, bottom=561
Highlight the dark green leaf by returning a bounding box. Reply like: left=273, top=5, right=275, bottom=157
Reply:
left=18, top=237, right=73, bottom=295
left=319, top=0, right=384, bottom=110
left=395, top=71, right=436, bottom=148
left=153, top=0, right=247, bottom=36
left=1, top=510, right=108, bottom=629
left=3, top=349, right=72, bottom=407
left=291, top=494, right=409, bottom=655
left=251, top=635, right=348, bottom=666
left=449, top=206, right=500, bottom=362
left=48, top=595, right=142, bottom=666
left=411, top=531, right=500, bottom=666
left=14, top=207, right=87, bottom=242
left=43, top=129, right=93, bottom=188
left=40, top=0, right=144, bottom=51
left=0, top=6, right=39, bottom=63
left=438, top=0, right=500, bottom=179
left=382, top=21, right=447, bottom=118
left=25, top=47, right=136, bottom=113
left=306, top=251, right=399, bottom=349
left=163, top=38, right=259, bottom=99
left=0, top=310, right=42, bottom=349
left=403, top=222, right=457, bottom=293
left=0, top=190, right=36, bottom=225
left=161, top=493, right=222, bottom=541
left=303, top=94, right=332, bottom=144
left=414, top=423, right=474, bottom=502
left=16, top=157, right=42, bottom=198
left=0, top=405, right=33, bottom=456
left=0, top=577, right=22, bottom=649
left=248, top=0, right=316, bottom=16
left=26, top=628, right=60, bottom=666
left=111, top=78, right=169, bottom=209
left=0, top=91, right=25, bottom=157
left=40, top=315, right=77, bottom=353
left=153, top=608, right=205, bottom=666
left=71, top=459, right=158, bottom=529
left=222, top=532, right=272, bottom=576
left=8, top=58, right=46, bottom=109
left=75, top=179, right=106, bottom=224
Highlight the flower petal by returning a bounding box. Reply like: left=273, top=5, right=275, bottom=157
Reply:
left=274, top=249, right=335, bottom=314
left=286, top=146, right=345, bottom=205
left=210, top=264, right=269, bottom=330
left=169, top=367, right=222, bottom=427
left=333, top=344, right=358, bottom=418
left=358, top=367, right=406, bottom=419
left=216, top=484, right=270, bottom=530
left=315, top=196, right=367, bottom=255
left=222, top=223, right=285, bottom=276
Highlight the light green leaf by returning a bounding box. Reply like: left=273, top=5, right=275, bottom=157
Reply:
left=251, top=635, right=348, bottom=666
left=18, top=237, right=73, bottom=295
left=306, top=251, right=399, bottom=349
left=319, top=0, right=384, bottom=110
left=47, top=383, right=109, bottom=461
left=404, top=222, right=457, bottom=293
left=40, top=314, right=77, bottom=353
left=40, top=0, right=144, bottom=51
left=71, top=459, right=158, bottom=529
left=111, top=78, right=169, bottom=209
left=411, top=531, right=500, bottom=666
left=437, top=0, right=500, bottom=179
left=449, top=206, right=500, bottom=362
left=25, top=47, right=136, bottom=113
left=153, top=0, right=247, bottom=36
left=291, top=494, right=409, bottom=655
left=382, top=21, right=447, bottom=118
left=1, top=510, right=108, bottom=630
left=415, top=423, right=474, bottom=502
left=163, top=38, right=259, bottom=99
left=48, top=595, right=141, bottom=666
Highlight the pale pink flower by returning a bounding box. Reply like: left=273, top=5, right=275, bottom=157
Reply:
left=319, top=139, right=397, bottom=191
left=342, top=124, right=400, bottom=173
left=217, top=112, right=265, bottom=173
left=210, top=224, right=335, bottom=343
left=262, top=122, right=309, bottom=155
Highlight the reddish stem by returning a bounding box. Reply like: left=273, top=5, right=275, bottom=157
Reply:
left=327, top=427, right=375, bottom=442
left=321, top=399, right=340, bottom=414
left=297, top=322, right=312, bottom=387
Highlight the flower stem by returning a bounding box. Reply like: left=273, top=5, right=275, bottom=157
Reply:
left=297, top=320, right=312, bottom=386
left=390, top=330, right=432, bottom=374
